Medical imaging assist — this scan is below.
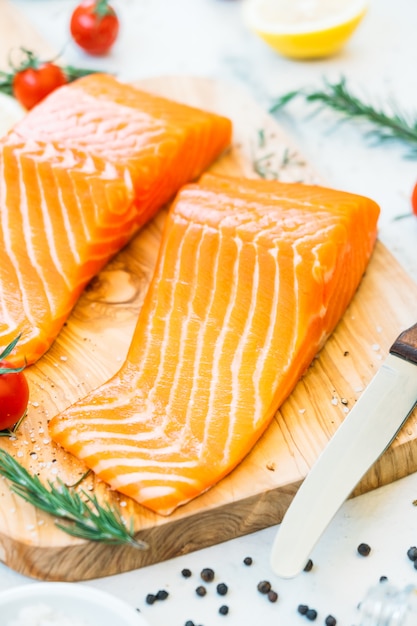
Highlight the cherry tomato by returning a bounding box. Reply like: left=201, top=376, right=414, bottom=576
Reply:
left=0, top=337, right=30, bottom=430
left=12, top=62, right=67, bottom=110
left=412, top=182, right=417, bottom=217
left=70, top=0, right=120, bottom=56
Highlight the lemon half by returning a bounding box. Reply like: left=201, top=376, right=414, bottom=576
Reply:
left=243, top=0, right=369, bottom=60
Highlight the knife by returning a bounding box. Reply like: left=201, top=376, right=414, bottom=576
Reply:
left=270, top=323, right=417, bottom=578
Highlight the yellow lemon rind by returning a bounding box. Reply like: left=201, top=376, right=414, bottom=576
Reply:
left=255, top=10, right=366, bottom=59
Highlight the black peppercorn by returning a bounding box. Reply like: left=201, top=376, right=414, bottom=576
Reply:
left=297, top=604, right=309, bottom=615
left=184, top=622, right=195, bottom=626
left=357, top=543, right=371, bottom=556
left=268, top=590, right=278, bottom=603
left=379, top=576, right=388, bottom=583
left=182, top=568, right=192, bottom=578
left=200, top=568, right=215, bottom=582
left=145, top=593, right=156, bottom=605
left=156, top=589, right=169, bottom=600
left=219, top=605, right=229, bottom=615
left=216, top=583, right=228, bottom=596
left=257, top=580, right=272, bottom=594
left=306, top=608, right=318, bottom=621
left=325, top=615, right=337, bottom=626
left=303, top=559, right=313, bottom=572
left=243, top=556, right=253, bottom=566
left=407, top=546, right=417, bottom=561
left=196, top=585, right=207, bottom=597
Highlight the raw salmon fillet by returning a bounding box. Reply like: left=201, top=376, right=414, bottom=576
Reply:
left=49, top=173, right=380, bottom=515
left=1, top=75, right=232, bottom=365
left=11, top=73, right=233, bottom=230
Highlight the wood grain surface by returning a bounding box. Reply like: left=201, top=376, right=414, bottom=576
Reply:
left=1, top=0, right=417, bottom=582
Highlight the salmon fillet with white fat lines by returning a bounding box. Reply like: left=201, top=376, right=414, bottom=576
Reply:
left=11, top=73, right=233, bottom=231
left=49, top=173, right=380, bottom=515
left=0, top=74, right=232, bottom=366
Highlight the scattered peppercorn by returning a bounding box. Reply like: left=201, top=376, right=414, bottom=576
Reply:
left=379, top=576, right=388, bottom=583
left=325, top=615, right=337, bottom=625
left=156, top=589, right=169, bottom=600
left=216, top=583, right=228, bottom=596
left=185, top=622, right=195, bottom=626
left=200, top=568, right=215, bottom=582
left=219, top=605, right=229, bottom=615
left=298, top=604, right=309, bottom=615
left=196, top=585, right=207, bottom=597
left=306, top=608, right=318, bottom=621
left=303, top=559, right=313, bottom=572
left=182, top=568, right=193, bottom=578
left=407, top=546, right=417, bottom=561
left=257, top=580, right=272, bottom=594
left=243, top=556, right=253, bottom=566
left=268, top=590, right=278, bottom=603
left=357, top=543, right=371, bottom=557
left=145, top=593, right=156, bottom=605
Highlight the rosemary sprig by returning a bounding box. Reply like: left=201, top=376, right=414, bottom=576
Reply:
left=253, top=151, right=279, bottom=179
left=270, top=76, right=417, bottom=158
left=0, top=333, right=26, bottom=374
left=63, top=65, right=101, bottom=83
left=0, top=449, right=147, bottom=549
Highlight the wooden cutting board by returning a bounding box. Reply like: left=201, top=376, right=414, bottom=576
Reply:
left=1, top=1, right=417, bottom=582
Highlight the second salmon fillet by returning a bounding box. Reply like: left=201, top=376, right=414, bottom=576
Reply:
left=49, top=174, right=380, bottom=515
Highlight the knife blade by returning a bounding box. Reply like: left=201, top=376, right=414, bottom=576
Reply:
left=270, top=323, right=417, bottom=579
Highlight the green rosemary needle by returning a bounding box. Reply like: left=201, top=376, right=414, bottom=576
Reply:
left=0, top=449, right=147, bottom=549
left=270, top=76, right=417, bottom=158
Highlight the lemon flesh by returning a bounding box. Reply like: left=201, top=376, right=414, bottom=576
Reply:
left=244, top=0, right=369, bottom=60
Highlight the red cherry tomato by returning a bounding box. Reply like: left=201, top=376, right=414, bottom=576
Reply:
left=0, top=364, right=29, bottom=431
left=70, top=0, right=120, bottom=56
left=0, top=365, right=29, bottom=430
left=412, top=182, right=417, bottom=217
left=0, top=337, right=30, bottom=430
left=12, top=62, right=67, bottom=110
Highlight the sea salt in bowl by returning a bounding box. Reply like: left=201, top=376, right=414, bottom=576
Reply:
left=0, top=582, right=149, bottom=626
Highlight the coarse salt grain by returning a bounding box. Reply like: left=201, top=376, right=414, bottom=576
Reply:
left=7, top=603, right=91, bottom=626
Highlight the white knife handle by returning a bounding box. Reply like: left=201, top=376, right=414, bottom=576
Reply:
left=270, top=324, right=417, bottom=580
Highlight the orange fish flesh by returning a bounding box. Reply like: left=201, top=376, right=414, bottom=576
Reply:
left=49, top=173, right=380, bottom=516
left=0, top=75, right=232, bottom=366
left=11, top=73, right=233, bottom=231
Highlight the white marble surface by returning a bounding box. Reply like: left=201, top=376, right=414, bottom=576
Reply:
left=3, top=1, right=417, bottom=624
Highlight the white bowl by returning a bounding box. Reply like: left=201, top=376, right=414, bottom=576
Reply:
left=0, top=582, right=149, bottom=626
